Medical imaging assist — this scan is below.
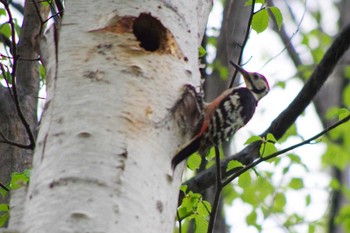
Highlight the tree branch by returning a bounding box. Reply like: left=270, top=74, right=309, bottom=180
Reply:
left=263, top=24, right=350, bottom=141
left=207, top=147, right=223, bottom=233
left=185, top=22, right=350, bottom=194
left=223, top=114, right=350, bottom=186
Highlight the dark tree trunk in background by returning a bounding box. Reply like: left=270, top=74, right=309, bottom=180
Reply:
left=0, top=1, right=48, bottom=204
left=318, top=2, right=350, bottom=233
left=202, top=0, right=251, bottom=232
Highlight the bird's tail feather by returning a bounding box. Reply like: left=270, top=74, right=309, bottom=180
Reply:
left=171, top=136, right=201, bottom=170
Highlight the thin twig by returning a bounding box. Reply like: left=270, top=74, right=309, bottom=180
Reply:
left=54, top=0, right=64, bottom=18
left=17, top=57, right=41, bottom=62
left=0, top=182, right=9, bottom=192
left=0, top=132, right=34, bottom=149
left=0, top=63, right=14, bottom=98
left=207, top=146, right=223, bottom=233
left=261, top=0, right=307, bottom=69
left=32, top=0, right=45, bottom=35
left=229, top=0, right=256, bottom=88
left=177, top=211, right=182, bottom=233
left=43, top=10, right=64, bottom=25
left=223, top=114, right=350, bottom=186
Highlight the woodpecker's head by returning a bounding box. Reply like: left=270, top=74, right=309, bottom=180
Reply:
left=230, top=61, right=270, bottom=101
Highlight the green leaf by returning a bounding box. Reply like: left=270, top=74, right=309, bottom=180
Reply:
left=330, top=178, right=341, bottom=190
left=205, top=146, right=224, bottom=169
left=189, top=192, right=202, bottom=206
left=0, top=9, right=6, bottom=16
left=272, top=156, right=282, bottom=166
left=238, top=172, right=251, bottom=188
left=40, top=0, right=54, bottom=7
left=246, top=210, right=257, bottom=225
left=0, top=204, right=8, bottom=212
left=197, top=201, right=211, bottom=217
left=272, top=192, right=286, bottom=212
left=260, top=140, right=277, bottom=158
left=198, top=46, right=207, bottom=58
left=194, top=216, right=208, bottom=233
left=282, top=166, right=290, bottom=174
left=180, top=185, right=188, bottom=194
left=266, top=133, right=277, bottom=143
left=343, top=84, right=350, bottom=107
left=311, top=47, right=325, bottom=63
left=322, top=142, right=350, bottom=170
left=245, top=0, right=265, bottom=6
left=226, top=160, right=243, bottom=172
left=177, top=206, right=192, bottom=220
left=244, top=135, right=262, bottom=145
left=338, top=108, right=350, bottom=120
left=23, top=169, right=31, bottom=179
left=336, top=205, right=350, bottom=225
left=180, top=191, right=199, bottom=214
left=334, top=204, right=350, bottom=233
left=344, top=65, right=350, bottom=79
left=326, top=107, right=349, bottom=120
left=0, top=212, right=8, bottom=227
left=187, top=153, right=201, bottom=170
left=0, top=23, right=11, bottom=39
left=206, top=36, right=217, bottom=47
left=288, top=177, right=304, bottom=190
left=0, top=204, right=9, bottom=227
left=255, top=176, right=274, bottom=200
left=279, top=124, right=297, bottom=143
left=287, top=153, right=301, bottom=164
left=276, top=80, right=286, bottom=89
left=14, top=19, right=21, bottom=38
left=308, top=224, right=316, bottom=233
left=9, top=172, right=29, bottom=190
left=213, top=60, right=229, bottom=80
left=297, top=64, right=313, bottom=80
left=223, top=185, right=239, bottom=205
left=269, top=6, right=283, bottom=30
left=39, top=64, right=47, bottom=82
left=205, top=147, right=216, bottom=161
left=211, top=60, right=229, bottom=80
left=0, top=188, right=7, bottom=199
left=252, top=9, right=269, bottom=33
left=305, top=194, right=311, bottom=206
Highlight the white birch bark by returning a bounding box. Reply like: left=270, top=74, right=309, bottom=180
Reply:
left=19, top=1, right=212, bottom=232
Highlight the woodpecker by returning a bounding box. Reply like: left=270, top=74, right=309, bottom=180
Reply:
left=171, top=62, right=270, bottom=169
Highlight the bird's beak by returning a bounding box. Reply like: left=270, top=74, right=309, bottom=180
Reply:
left=229, top=61, right=250, bottom=82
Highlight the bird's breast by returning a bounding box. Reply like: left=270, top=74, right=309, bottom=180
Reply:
left=204, top=88, right=257, bottom=146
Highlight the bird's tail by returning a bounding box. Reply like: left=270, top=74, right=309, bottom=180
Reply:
left=171, top=135, right=202, bottom=170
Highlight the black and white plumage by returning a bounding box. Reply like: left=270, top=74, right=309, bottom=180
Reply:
left=171, top=63, right=270, bottom=169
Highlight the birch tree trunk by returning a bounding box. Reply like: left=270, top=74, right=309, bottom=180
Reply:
left=17, top=1, right=212, bottom=232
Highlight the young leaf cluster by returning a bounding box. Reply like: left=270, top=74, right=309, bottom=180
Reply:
left=245, top=0, right=283, bottom=33
left=176, top=185, right=212, bottom=233
left=0, top=169, right=30, bottom=227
